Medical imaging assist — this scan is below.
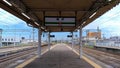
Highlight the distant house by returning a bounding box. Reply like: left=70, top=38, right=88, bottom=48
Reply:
left=2, top=37, right=20, bottom=46
left=1, top=36, right=38, bottom=46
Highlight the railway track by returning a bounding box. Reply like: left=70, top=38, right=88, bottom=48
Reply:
left=83, top=47, right=120, bottom=67
left=0, top=44, right=48, bottom=68
left=0, top=44, right=49, bottom=68
left=0, top=47, right=37, bottom=63
left=0, top=44, right=48, bottom=58
left=73, top=45, right=120, bottom=68
left=0, top=47, right=37, bottom=68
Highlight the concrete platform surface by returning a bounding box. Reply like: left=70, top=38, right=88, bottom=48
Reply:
left=24, top=44, right=93, bottom=68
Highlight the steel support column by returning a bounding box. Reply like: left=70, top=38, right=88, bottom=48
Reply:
left=38, top=28, right=42, bottom=57
left=72, top=32, right=74, bottom=49
left=32, top=27, right=35, bottom=46
left=79, top=26, right=82, bottom=58
left=48, top=32, right=50, bottom=50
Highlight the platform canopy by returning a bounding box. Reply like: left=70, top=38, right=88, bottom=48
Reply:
left=0, top=0, right=119, bottom=32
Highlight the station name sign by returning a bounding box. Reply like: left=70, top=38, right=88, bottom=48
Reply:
left=45, top=16, right=76, bottom=26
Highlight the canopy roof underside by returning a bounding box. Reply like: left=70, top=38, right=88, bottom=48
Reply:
left=0, top=0, right=119, bottom=32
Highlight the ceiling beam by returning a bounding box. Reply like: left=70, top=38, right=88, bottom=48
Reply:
left=0, top=1, right=27, bottom=22
left=31, top=8, right=88, bottom=12
left=76, top=0, right=113, bottom=28
left=82, top=0, right=120, bottom=27
left=0, top=0, right=39, bottom=27
left=5, top=0, right=41, bottom=27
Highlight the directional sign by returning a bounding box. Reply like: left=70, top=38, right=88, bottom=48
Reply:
left=67, top=35, right=72, bottom=37
left=50, top=35, right=55, bottom=37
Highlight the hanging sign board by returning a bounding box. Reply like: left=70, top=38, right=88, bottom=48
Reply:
left=45, top=16, right=76, bottom=26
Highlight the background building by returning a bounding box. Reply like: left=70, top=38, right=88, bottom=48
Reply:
left=1, top=36, right=38, bottom=46
left=110, top=36, right=120, bottom=43
left=2, top=37, right=20, bottom=46
left=87, top=32, right=101, bottom=40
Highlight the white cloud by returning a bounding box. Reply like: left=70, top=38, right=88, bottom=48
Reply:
left=84, top=3, right=120, bottom=29
left=83, top=3, right=120, bottom=37
left=0, top=8, right=25, bottom=26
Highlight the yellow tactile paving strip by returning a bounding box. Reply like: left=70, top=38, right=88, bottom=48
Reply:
left=65, top=44, right=102, bottom=68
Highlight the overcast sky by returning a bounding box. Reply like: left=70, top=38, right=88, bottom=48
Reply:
left=0, top=3, right=120, bottom=40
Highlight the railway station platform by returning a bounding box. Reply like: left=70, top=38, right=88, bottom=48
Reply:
left=17, top=44, right=98, bottom=68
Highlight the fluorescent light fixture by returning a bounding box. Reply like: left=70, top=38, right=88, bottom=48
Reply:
left=108, top=0, right=112, bottom=1
left=27, top=24, right=32, bottom=27
left=45, top=30, right=47, bottom=31
left=81, top=21, right=86, bottom=26
left=3, top=0, right=12, bottom=6
left=34, top=22, right=39, bottom=26
left=83, top=21, right=86, bottom=24
left=89, top=12, right=97, bottom=18
left=22, top=13, right=30, bottom=19
left=78, top=26, right=81, bottom=29
left=75, top=29, right=77, bottom=31
left=41, top=27, right=44, bottom=29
